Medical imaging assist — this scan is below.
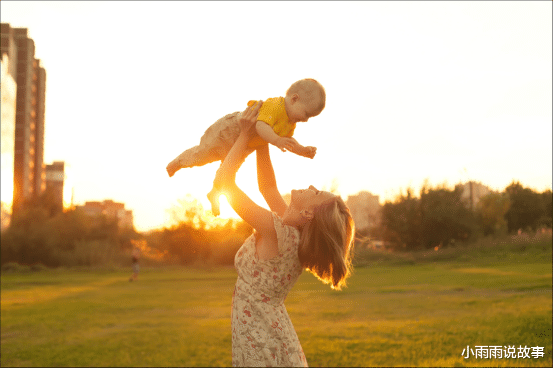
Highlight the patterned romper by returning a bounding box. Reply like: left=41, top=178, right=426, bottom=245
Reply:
left=232, top=213, right=308, bottom=367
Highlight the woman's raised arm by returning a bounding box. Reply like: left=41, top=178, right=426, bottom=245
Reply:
left=218, top=102, right=278, bottom=239
left=256, top=145, right=288, bottom=217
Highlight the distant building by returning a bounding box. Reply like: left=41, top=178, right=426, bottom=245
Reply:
left=457, top=181, right=493, bottom=210
left=77, top=200, right=134, bottom=230
left=44, top=161, right=65, bottom=215
left=1, top=23, right=47, bottom=217
left=346, top=191, right=381, bottom=230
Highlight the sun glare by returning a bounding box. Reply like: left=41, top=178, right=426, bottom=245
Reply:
left=218, top=193, right=239, bottom=219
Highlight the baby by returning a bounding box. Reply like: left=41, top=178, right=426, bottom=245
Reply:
left=166, top=78, right=326, bottom=216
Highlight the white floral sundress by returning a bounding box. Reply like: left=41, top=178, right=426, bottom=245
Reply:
left=232, top=213, right=308, bottom=367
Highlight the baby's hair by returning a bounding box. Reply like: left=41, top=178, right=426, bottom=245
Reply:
left=297, top=195, right=355, bottom=290
left=286, top=78, right=326, bottom=117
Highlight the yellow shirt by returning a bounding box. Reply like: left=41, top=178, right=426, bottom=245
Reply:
left=246, top=97, right=296, bottom=148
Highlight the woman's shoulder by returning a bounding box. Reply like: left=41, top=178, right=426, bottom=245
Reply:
left=271, top=212, right=300, bottom=247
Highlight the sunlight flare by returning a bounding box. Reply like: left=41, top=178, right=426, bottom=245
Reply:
left=218, top=193, right=239, bottom=219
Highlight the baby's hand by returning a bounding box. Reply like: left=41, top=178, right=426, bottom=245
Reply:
left=303, top=146, right=317, bottom=159
left=274, top=137, right=316, bottom=159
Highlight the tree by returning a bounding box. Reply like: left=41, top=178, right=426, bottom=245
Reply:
left=420, top=184, right=477, bottom=248
left=477, top=192, right=511, bottom=236
left=21, top=187, right=62, bottom=218
left=167, top=196, right=209, bottom=229
left=538, top=189, right=552, bottom=228
left=379, top=183, right=479, bottom=250
left=146, top=196, right=253, bottom=265
left=505, top=181, right=546, bottom=232
left=1, top=194, right=134, bottom=267
left=380, top=188, right=422, bottom=250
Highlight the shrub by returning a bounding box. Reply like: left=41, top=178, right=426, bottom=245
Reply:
left=1, top=262, right=31, bottom=273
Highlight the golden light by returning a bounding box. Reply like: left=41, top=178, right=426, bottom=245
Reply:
left=63, top=166, right=73, bottom=210
left=218, top=193, right=239, bottom=219
left=0, top=179, right=13, bottom=209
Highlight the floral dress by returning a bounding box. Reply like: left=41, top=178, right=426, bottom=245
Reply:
left=232, top=213, right=308, bottom=367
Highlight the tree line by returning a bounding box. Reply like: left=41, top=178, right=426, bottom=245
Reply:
left=1, top=191, right=141, bottom=268
left=142, top=196, right=253, bottom=266
left=371, top=181, right=552, bottom=251
left=1, top=180, right=550, bottom=268
left=0, top=193, right=253, bottom=268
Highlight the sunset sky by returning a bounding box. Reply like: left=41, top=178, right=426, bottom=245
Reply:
left=2, top=1, right=551, bottom=232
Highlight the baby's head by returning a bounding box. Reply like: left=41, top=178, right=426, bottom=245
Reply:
left=285, top=79, right=326, bottom=123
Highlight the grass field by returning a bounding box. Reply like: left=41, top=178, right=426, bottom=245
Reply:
left=1, top=236, right=552, bottom=367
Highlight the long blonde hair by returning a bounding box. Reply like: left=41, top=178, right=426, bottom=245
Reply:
left=297, top=196, right=355, bottom=290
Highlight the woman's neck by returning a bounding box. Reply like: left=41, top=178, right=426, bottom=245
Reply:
left=282, top=206, right=304, bottom=229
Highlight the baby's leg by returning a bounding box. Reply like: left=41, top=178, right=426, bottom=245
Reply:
left=166, top=112, right=241, bottom=177
left=166, top=145, right=219, bottom=177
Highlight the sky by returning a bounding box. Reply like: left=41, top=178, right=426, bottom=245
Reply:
left=1, top=1, right=551, bottom=232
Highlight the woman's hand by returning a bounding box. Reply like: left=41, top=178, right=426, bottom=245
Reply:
left=238, top=100, right=263, bottom=138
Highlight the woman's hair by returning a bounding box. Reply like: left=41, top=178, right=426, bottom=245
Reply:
left=297, top=195, right=355, bottom=290
left=286, top=78, right=326, bottom=117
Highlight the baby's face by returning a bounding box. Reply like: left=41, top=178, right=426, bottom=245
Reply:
left=287, top=95, right=322, bottom=124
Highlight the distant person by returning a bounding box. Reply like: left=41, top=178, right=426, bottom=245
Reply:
left=166, top=78, right=325, bottom=216
left=129, top=247, right=140, bottom=282
left=215, top=102, right=355, bottom=367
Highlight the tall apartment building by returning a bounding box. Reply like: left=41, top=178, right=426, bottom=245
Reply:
left=1, top=23, right=47, bottom=217
left=45, top=161, right=65, bottom=215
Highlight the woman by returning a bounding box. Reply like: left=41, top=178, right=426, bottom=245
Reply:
left=218, top=101, right=355, bottom=367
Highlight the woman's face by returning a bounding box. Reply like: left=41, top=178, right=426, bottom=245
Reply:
left=290, top=185, right=335, bottom=211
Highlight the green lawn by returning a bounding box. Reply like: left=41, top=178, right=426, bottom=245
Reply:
left=1, top=238, right=552, bottom=367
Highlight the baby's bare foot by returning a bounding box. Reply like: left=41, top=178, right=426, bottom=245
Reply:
left=207, top=189, right=220, bottom=217
left=166, top=160, right=180, bottom=177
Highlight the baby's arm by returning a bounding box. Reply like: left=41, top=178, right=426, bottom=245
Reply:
left=255, top=122, right=317, bottom=159
left=255, top=121, right=288, bottom=151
